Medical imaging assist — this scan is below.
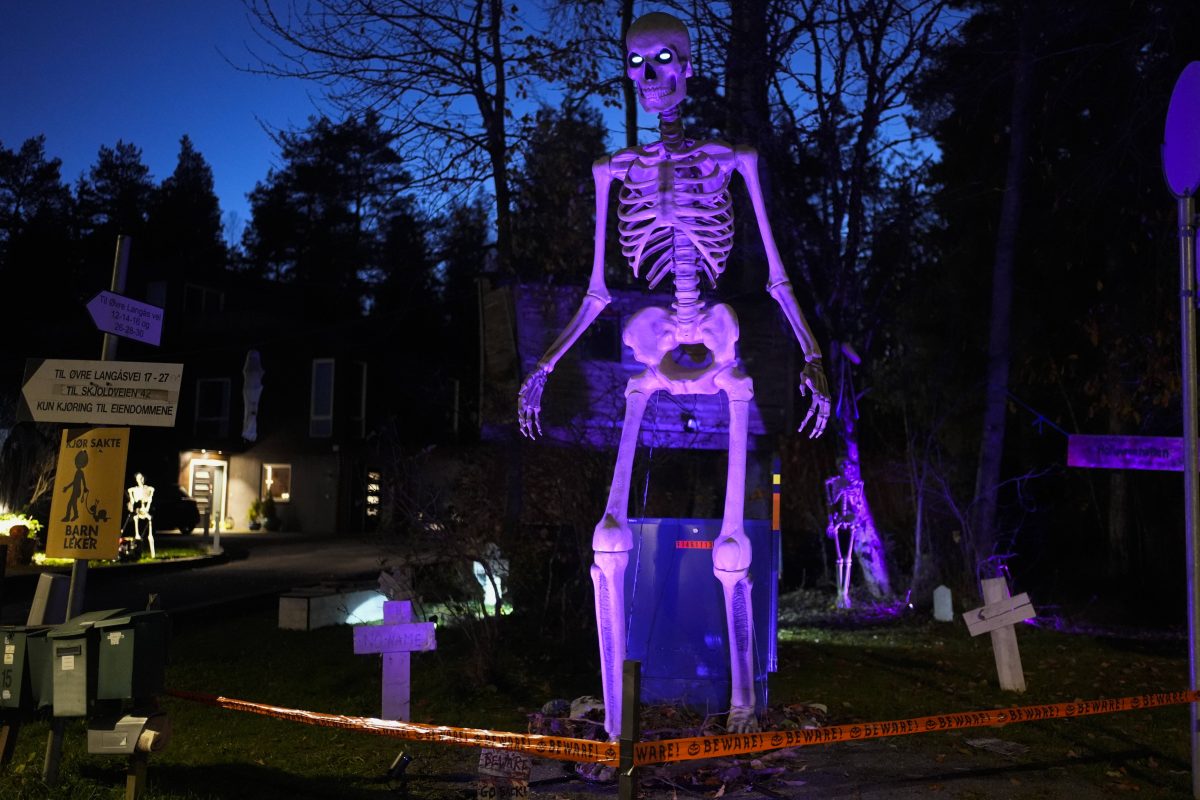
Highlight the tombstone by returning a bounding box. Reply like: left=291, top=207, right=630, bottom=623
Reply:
left=352, top=600, right=436, bottom=720
left=278, top=584, right=384, bottom=630
left=932, top=585, right=953, bottom=622
left=962, top=577, right=1036, bottom=692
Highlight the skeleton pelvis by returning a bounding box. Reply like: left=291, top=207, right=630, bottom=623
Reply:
left=622, top=302, right=744, bottom=395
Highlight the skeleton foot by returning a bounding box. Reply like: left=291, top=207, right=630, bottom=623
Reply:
left=727, top=704, right=760, bottom=733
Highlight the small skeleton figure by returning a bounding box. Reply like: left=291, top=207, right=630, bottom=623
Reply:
left=825, top=459, right=866, bottom=609
left=518, top=12, right=830, bottom=739
left=126, top=472, right=155, bottom=540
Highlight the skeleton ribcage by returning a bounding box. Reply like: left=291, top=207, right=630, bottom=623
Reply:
left=617, top=152, right=734, bottom=290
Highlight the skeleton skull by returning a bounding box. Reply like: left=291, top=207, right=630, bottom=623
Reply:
left=626, top=12, right=692, bottom=113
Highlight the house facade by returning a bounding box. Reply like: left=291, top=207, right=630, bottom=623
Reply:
left=117, top=272, right=388, bottom=534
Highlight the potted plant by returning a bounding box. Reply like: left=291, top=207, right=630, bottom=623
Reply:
left=262, top=496, right=282, bottom=532
left=248, top=498, right=264, bottom=531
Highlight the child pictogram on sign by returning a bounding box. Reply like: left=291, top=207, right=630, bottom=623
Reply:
left=61, top=450, right=90, bottom=522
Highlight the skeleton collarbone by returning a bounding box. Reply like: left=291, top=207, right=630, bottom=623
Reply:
left=614, top=139, right=735, bottom=292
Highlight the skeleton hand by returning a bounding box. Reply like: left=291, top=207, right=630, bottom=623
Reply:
left=517, top=366, right=550, bottom=439
left=797, top=358, right=830, bottom=438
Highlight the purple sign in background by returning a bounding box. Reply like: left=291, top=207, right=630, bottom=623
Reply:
left=1067, top=434, right=1183, bottom=472
left=1164, top=61, right=1200, bottom=197
left=86, top=291, right=163, bottom=347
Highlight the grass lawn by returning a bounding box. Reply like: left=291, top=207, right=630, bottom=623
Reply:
left=0, top=591, right=1191, bottom=798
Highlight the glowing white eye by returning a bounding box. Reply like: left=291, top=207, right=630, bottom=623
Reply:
left=629, top=54, right=644, bottom=66
left=656, top=50, right=673, bottom=63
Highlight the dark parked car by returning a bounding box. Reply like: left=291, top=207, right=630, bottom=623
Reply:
left=147, top=485, right=200, bottom=535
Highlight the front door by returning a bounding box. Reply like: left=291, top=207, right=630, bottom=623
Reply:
left=189, top=460, right=227, bottom=531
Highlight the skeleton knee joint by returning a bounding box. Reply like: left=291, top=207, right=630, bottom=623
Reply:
left=593, top=514, right=634, bottom=553
left=713, top=534, right=751, bottom=573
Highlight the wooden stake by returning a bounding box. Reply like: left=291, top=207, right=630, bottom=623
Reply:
left=618, top=659, right=641, bottom=800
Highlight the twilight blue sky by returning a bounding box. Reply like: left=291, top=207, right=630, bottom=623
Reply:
left=0, top=0, right=326, bottom=240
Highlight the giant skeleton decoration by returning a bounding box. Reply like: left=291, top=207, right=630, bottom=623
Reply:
left=518, top=12, right=830, bottom=738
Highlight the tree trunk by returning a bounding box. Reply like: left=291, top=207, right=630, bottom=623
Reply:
left=1106, top=395, right=1131, bottom=577
left=830, top=346, right=892, bottom=598
left=486, top=0, right=513, bottom=274
left=725, top=0, right=774, bottom=297
left=621, top=0, right=637, bottom=149
left=969, top=3, right=1035, bottom=575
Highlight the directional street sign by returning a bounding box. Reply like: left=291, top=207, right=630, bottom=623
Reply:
left=86, top=290, right=164, bottom=346
left=1067, top=434, right=1185, bottom=472
left=19, top=358, right=183, bottom=427
left=46, top=427, right=128, bottom=560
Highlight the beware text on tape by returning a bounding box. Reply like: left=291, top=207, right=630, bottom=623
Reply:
left=633, top=690, right=1200, bottom=765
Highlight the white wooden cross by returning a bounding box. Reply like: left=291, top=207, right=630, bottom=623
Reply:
left=352, top=600, right=436, bottom=720
left=962, top=577, right=1036, bottom=693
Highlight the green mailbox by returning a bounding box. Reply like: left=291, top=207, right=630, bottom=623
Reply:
left=48, top=610, right=125, bottom=718
left=94, top=610, right=169, bottom=702
left=0, top=626, right=52, bottom=710
left=25, top=630, right=54, bottom=710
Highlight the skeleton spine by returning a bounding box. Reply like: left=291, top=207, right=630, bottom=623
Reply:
left=671, top=227, right=703, bottom=326
left=659, top=106, right=685, bottom=153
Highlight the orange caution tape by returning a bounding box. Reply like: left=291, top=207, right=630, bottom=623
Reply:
left=632, top=690, right=1200, bottom=765
left=167, top=687, right=1200, bottom=769
left=164, top=689, right=618, bottom=765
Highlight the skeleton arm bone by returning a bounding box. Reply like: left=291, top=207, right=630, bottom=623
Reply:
left=734, top=146, right=830, bottom=438
left=517, top=157, right=615, bottom=439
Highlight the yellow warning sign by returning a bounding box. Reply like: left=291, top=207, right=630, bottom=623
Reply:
left=46, top=427, right=129, bottom=560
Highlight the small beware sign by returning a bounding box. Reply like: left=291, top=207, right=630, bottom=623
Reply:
left=477, top=747, right=530, bottom=799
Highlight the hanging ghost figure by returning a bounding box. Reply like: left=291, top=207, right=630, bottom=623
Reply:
left=518, top=11, right=830, bottom=738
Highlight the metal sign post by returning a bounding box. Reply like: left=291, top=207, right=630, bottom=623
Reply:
left=1164, top=61, right=1200, bottom=800
left=43, top=234, right=132, bottom=785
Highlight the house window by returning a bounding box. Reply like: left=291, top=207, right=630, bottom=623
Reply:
left=348, top=361, right=367, bottom=438
left=184, top=283, right=224, bottom=315
left=194, top=378, right=231, bottom=438
left=310, top=358, right=335, bottom=438
left=365, top=469, right=381, bottom=520
left=262, top=463, right=292, bottom=502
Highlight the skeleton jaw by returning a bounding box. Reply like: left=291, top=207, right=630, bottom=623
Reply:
left=637, top=76, right=683, bottom=112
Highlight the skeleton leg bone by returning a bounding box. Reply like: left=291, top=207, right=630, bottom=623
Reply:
left=839, top=529, right=855, bottom=609
left=592, top=383, right=653, bottom=741
left=713, top=368, right=758, bottom=733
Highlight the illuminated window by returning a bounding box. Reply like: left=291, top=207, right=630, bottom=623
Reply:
left=195, top=378, right=231, bottom=438
left=310, top=358, right=335, bottom=437
left=365, top=470, right=381, bottom=518
left=262, top=463, right=292, bottom=503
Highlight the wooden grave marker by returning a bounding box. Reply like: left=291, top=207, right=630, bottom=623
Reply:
left=352, top=600, right=436, bottom=720
left=963, top=577, right=1036, bottom=692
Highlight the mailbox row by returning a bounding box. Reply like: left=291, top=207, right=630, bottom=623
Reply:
left=1, top=609, right=169, bottom=717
